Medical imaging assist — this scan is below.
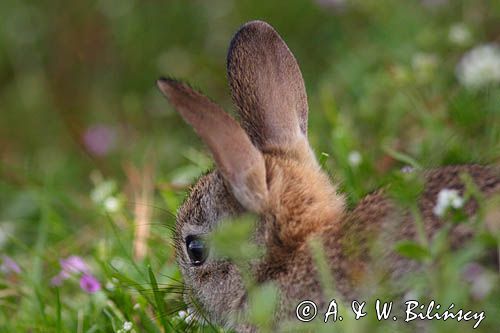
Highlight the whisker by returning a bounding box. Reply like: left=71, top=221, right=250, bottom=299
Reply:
left=125, top=200, right=177, bottom=218
left=120, top=285, right=190, bottom=293
left=158, top=274, right=185, bottom=284
left=183, top=291, right=220, bottom=332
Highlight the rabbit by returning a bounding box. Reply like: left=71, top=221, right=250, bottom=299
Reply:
left=157, top=20, right=500, bottom=332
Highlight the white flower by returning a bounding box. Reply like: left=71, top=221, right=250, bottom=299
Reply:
left=122, top=321, right=133, bottom=331
left=133, top=303, right=140, bottom=310
left=449, top=23, right=471, bottom=46
left=90, top=178, right=122, bottom=213
left=401, top=165, right=414, bottom=173
left=450, top=195, right=464, bottom=209
left=456, top=43, right=500, bottom=90
left=105, top=280, right=115, bottom=290
left=90, top=180, right=116, bottom=204
left=433, top=188, right=464, bottom=217
left=348, top=151, right=362, bottom=167
left=403, top=289, right=419, bottom=301
left=179, top=308, right=199, bottom=324
left=104, top=196, right=120, bottom=213
left=178, top=310, right=187, bottom=319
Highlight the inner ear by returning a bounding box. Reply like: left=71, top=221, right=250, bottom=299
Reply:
left=227, top=20, right=309, bottom=150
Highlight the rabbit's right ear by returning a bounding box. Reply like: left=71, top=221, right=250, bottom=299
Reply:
left=157, top=78, right=268, bottom=213
left=227, top=21, right=309, bottom=152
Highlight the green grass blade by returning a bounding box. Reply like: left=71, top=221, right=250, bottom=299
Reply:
left=148, top=266, right=173, bottom=332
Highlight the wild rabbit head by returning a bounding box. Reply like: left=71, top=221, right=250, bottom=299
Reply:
left=157, top=20, right=500, bottom=332
left=157, top=19, right=346, bottom=327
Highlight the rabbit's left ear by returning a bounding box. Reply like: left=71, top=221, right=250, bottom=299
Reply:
left=157, top=78, right=268, bottom=213
left=227, top=21, right=309, bottom=151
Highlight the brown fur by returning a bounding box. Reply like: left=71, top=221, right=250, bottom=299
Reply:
left=227, top=21, right=309, bottom=149
left=157, top=78, right=268, bottom=213
left=262, top=151, right=345, bottom=250
left=158, top=21, right=500, bottom=332
left=272, top=165, right=500, bottom=320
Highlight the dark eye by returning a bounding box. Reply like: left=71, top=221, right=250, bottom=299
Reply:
left=185, top=235, right=209, bottom=266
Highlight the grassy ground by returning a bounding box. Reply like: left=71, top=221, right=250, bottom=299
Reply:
left=1, top=0, right=499, bottom=332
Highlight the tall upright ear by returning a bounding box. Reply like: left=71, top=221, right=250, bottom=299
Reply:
left=157, top=78, right=268, bottom=212
left=227, top=20, right=309, bottom=151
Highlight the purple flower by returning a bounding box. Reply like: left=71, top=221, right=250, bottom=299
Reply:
left=462, top=262, right=484, bottom=282
left=50, top=270, right=70, bottom=286
left=0, top=255, right=21, bottom=274
left=401, top=165, right=415, bottom=173
left=83, top=124, right=117, bottom=156
left=80, top=274, right=101, bottom=293
left=60, top=256, right=90, bottom=274
left=51, top=255, right=101, bottom=293
left=471, top=275, right=494, bottom=300
left=462, top=262, right=493, bottom=300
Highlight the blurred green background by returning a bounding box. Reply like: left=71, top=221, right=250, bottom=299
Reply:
left=1, top=0, right=500, bottom=332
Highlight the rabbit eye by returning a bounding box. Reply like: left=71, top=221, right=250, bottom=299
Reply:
left=185, top=235, right=209, bottom=266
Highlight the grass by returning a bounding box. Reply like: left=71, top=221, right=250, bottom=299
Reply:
left=1, top=0, right=500, bottom=332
